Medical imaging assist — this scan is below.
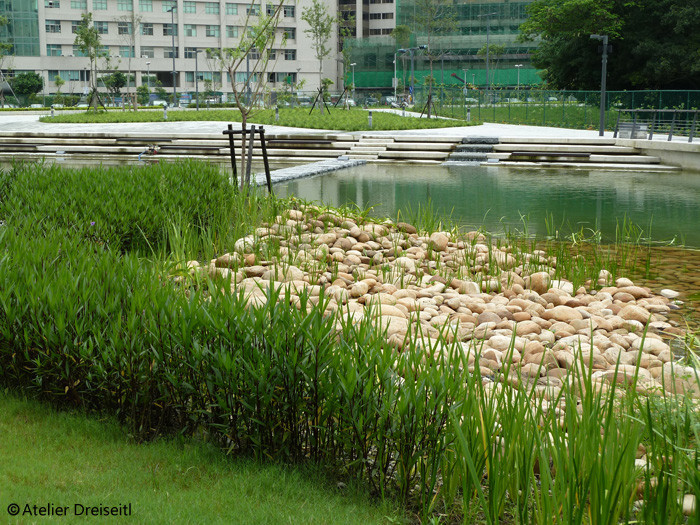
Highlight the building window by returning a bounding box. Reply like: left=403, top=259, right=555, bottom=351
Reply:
left=205, top=2, right=219, bottom=14
left=45, top=20, right=61, bottom=33
left=283, top=4, right=294, bottom=17
left=284, top=49, right=296, bottom=60
left=164, top=47, right=179, bottom=58
left=249, top=48, right=260, bottom=60
left=141, top=22, right=153, bottom=35
left=369, top=28, right=381, bottom=35
left=246, top=4, right=260, bottom=16
left=183, top=0, right=195, bottom=12
left=266, top=4, right=277, bottom=15
left=382, top=0, right=393, bottom=3
left=225, top=2, right=237, bottom=14
left=139, top=0, right=152, bottom=11
left=184, top=47, right=198, bottom=59
left=71, top=21, right=81, bottom=33
left=206, top=25, right=220, bottom=37
left=45, top=0, right=60, bottom=7
left=117, top=0, right=133, bottom=10
left=369, top=13, right=380, bottom=19
left=72, top=45, right=88, bottom=57
left=47, top=44, right=62, bottom=56
left=382, top=12, right=393, bottom=19
left=141, top=46, right=154, bottom=57
left=226, top=25, right=238, bottom=38
left=184, top=24, right=196, bottom=36
left=93, top=0, right=107, bottom=9
left=163, top=23, right=177, bottom=36
left=71, top=0, right=87, bottom=9
left=282, top=27, right=295, bottom=39
left=119, top=46, right=135, bottom=57
left=162, top=0, right=176, bottom=12
left=381, top=28, right=392, bottom=35
left=118, top=21, right=133, bottom=34
left=94, top=21, right=108, bottom=34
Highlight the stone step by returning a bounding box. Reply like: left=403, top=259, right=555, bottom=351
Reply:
left=357, top=138, right=395, bottom=145
left=454, top=144, right=494, bottom=152
left=349, top=147, right=387, bottom=154
left=449, top=152, right=490, bottom=161
left=347, top=154, right=379, bottom=160
left=499, top=137, right=617, bottom=145
left=487, top=160, right=680, bottom=171
left=493, top=144, right=638, bottom=154
left=388, top=142, right=454, bottom=151
left=378, top=151, right=449, bottom=160
left=486, top=152, right=660, bottom=164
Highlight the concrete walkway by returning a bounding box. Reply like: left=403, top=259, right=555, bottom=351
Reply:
left=0, top=111, right=617, bottom=140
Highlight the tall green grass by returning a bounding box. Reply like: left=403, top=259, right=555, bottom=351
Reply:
left=0, top=161, right=697, bottom=522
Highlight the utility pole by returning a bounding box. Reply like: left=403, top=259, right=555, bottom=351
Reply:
left=591, top=34, right=609, bottom=137
left=167, top=6, right=177, bottom=107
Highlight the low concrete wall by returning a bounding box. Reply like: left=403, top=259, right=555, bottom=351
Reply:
left=616, top=138, right=700, bottom=172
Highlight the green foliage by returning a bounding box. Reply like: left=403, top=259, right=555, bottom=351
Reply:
left=40, top=107, right=476, bottom=130
left=136, top=84, right=150, bottom=105
left=520, top=0, right=700, bottom=89
left=0, top=161, right=698, bottom=522
left=302, top=0, right=337, bottom=72
left=1, top=395, right=398, bottom=524
left=101, top=71, right=128, bottom=96
left=10, top=72, right=43, bottom=100
left=391, top=25, right=412, bottom=49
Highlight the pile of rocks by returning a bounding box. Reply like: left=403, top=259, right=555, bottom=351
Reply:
left=190, top=205, right=699, bottom=399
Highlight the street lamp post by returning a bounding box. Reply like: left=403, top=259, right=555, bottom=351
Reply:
left=350, top=62, right=356, bottom=101
left=590, top=34, right=609, bottom=137
left=462, top=68, right=468, bottom=94
left=515, top=64, right=522, bottom=90
left=146, top=61, right=151, bottom=89
left=393, top=53, right=397, bottom=100
left=194, top=49, right=202, bottom=111
left=167, top=6, right=177, bottom=108
left=398, top=45, right=427, bottom=105
left=477, top=12, right=496, bottom=100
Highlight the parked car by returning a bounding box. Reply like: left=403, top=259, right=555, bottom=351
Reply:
left=297, top=96, right=312, bottom=107
left=465, top=97, right=479, bottom=104
left=0, top=103, right=18, bottom=108
left=547, top=96, right=558, bottom=101
left=29, top=103, right=43, bottom=109
left=364, top=96, right=379, bottom=106
left=150, top=99, right=168, bottom=107
left=76, top=103, right=89, bottom=108
left=381, top=95, right=396, bottom=106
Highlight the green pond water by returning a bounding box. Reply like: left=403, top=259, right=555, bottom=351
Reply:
left=276, top=164, right=700, bottom=248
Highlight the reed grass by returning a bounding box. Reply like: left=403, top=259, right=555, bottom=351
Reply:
left=0, top=161, right=697, bottom=523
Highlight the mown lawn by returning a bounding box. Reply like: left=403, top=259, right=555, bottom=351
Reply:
left=39, top=107, right=476, bottom=131
left=0, top=395, right=401, bottom=525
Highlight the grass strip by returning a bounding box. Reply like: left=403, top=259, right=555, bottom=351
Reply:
left=39, top=107, right=476, bottom=131
left=0, top=394, right=399, bottom=525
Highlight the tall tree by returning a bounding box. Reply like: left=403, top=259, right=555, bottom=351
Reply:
left=74, top=13, right=106, bottom=109
left=11, top=72, right=43, bottom=106
left=301, top=0, right=338, bottom=114
left=408, top=0, right=456, bottom=116
left=519, top=0, right=700, bottom=89
left=392, top=25, right=412, bottom=93
left=209, top=1, right=287, bottom=186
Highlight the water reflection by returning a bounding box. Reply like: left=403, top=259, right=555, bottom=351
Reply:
left=276, top=164, right=700, bottom=247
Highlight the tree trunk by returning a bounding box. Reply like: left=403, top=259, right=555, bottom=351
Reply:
left=240, top=117, right=247, bottom=189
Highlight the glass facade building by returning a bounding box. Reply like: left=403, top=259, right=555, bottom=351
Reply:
left=0, top=0, right=41, bottom=56
left=347, top=0, right=542, bottom=90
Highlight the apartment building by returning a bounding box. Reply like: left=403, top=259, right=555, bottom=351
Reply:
left=0, top=0, right=339, bottom=98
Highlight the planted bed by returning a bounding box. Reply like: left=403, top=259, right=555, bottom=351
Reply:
left=0, top=160, right=697, bottom=523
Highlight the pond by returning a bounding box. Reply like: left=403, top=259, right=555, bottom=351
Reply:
left=276, top=164, right=700, bottom=248
left=277, top=163, right=700, bottom=329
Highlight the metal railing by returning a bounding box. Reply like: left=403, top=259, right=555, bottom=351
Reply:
left=614, top=109, right=700, bottom=143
